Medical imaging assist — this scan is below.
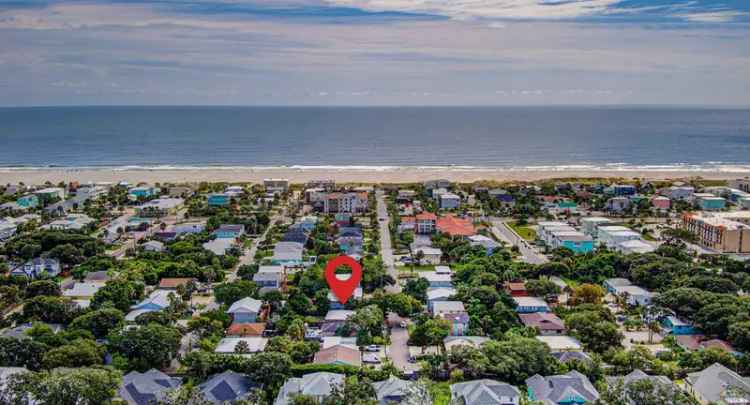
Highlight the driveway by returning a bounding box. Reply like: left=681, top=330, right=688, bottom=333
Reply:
left=490, top=218, right=548, bottom=265
left=388, top=323, right=419, bottom=375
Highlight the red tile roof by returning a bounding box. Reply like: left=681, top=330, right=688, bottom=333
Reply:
left=226, top=323, right=266, bottom=337
left=158, top=278, right=195, bottom=289
left=313, top=345, right=361, bottom=367
left=436, top=215, right=475, bottom=237
left=416, top=212, right=437, bottom=221
left=518, top=312, right=565, bottom=331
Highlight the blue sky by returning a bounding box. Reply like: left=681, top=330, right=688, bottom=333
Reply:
left=0, top=0, right=748, bottom=106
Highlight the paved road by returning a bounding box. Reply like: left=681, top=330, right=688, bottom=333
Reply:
left=376, top=189, right=400, bottom=293
left=227, top=204, right=287, bottom=282
left=388, top=325, right=419, bottom=374
left=490, top=218, right=548, bottom=265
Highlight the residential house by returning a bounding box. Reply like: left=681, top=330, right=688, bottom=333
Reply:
left=119, top=369, right=182, bottom=405
left=451, top=379, right=521, bottom=405
left=16, top=194, right=39, bottom=208
left=439, top=193, right=461, bottom=210
left=271, top=242, right=304, bottom=266
left=608, top=184, right=637, bottom=196
left=168, top=186, right=193, bottom=198
left=651, top=196, right=671, bottom=211
left=467, top=234, right=501, bottom=255
left=519, top=312, right=565, bottom=335
left=413, top=247, right=442, bottom=265
left=396, top=190, right=416, bottom=203
left=253, top=266, right=285, bottom=292
left=62, top=282, right=104, bottom=300
left=215, top=337, right=268, bottom=355
left=661, top=186, right=695, bottom=201
left=198, top=371, right=260, bottom=404
left=685, top=363, right=750, bottom=405
left=274, top=372, right=345, bottom=405
left=263, top=178, right=289, bottom=194
left=135, top=198, right=183, bottom=217
left=437, top=311, right=470, bottom=336
left=128, top=186, right=156, bottom=199
left=321, top=310, right=355, bottom=337
left=426, top=287, right=457, bottom=312
left=11, top=258, right=61, bottom=279
left=142, top=240, right=165, bottom=253
left=580, top=217, right=612, bottom=238
left=662, top=316, right=697, bottom=336
left=695, top=194, right=726, bottom=210
left=606, top=196, right=631, bottom=213
left=444, top=336, right=490, bottom=351
left=512, top=296, right=550, bottom=313
left=489, top=189, right=515, bottom=205
left=432, top=301, right=465, bottom=316
left=605, top=369, right=678, bottom=405
left=422, top=271, right=453, bottom=288
left=548, top=231, right=594, bottom=254
left=415, top=212, right=437, bottom=234
left=207, top=193, right=231, bottom=207
left=604, top=279, right=654, bottom=306
left=437, top=215, right=475, bottom=237
left=328, top=280, right=363, bottom=310
left=213, top=224, right=245, bottom=239
left=202, top=238, right=236, bottom=256
left=552, top=351, right=593, bottom=365
left=227, top=297, right=263, bottom=323
left=126, top=290, right=174, bottom=321
left=535, top=335, right=583, bottom=352
left=526, top=371, right=599, bottom=405
left=313, top=345, right=361, bottom=367
left=0, top=220, right=16, bottom=241
left=226, top=323, right=266, bottom=337
left=34, top=187, right=65, bottom=201
left=504, top=282, right=528, bottom=297
left=616, top=239, right=656, bottom=255
left=450, top=380, right=521, bottom=405
left=597, top=226, right=641, bottom=248
left=41, top=213, right=95, bottom=231
left=158, top=277, right=195, bottom=290
left=372, top=376, right=414, bottom=405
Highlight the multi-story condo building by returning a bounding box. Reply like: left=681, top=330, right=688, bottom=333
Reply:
left=322, top=192, right=368, bottom=214
left=682, top=211, right=750, bottom=253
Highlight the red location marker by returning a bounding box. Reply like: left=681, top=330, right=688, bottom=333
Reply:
left=324, top=255, right=362, bottom=304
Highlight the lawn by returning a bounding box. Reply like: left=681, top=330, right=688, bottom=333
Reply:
left=429, top=382, right=451, bottom=405
left=507, top=221, right=537, bottom=241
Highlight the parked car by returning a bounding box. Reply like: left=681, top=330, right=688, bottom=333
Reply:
left=365, top=345, right=381, bottom=352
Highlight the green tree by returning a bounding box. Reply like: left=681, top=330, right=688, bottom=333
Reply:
left=92, top=279, right=144, bottom=313
left=565, top=311, right=622, bottom=354
left=42, top=339, right=104, bottom=369
left=214, top=280, right=259, bottom=305
left=2, top=367, right=122, bottom=405
left=25, top=280, right=61, bottom=297
left=69, top=308, right=124, bottom=339
left=0, top=337, right=47, bottom=370
left=107, top=323, right=181, bottom=371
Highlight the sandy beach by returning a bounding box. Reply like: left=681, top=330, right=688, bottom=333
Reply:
left=1, top=167, right=748, bottom=185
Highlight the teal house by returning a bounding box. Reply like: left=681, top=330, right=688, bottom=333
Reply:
left=207, top=193, right=230, bottom=207
left=558, top=236, right=594, bottom=254
left=16, top=194, right=39, bottom=208
left=697, top=196, right=726, bottom=210
left=128, top=187, right=155, bottom=199
left=662, top=316, right=697, bottom=335
left=556, top=201, right=578, bottom=213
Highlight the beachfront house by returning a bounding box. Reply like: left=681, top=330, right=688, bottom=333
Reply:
left=207, top=193, right=231, bottom=207
left=16, top=194, right=39, bottom=209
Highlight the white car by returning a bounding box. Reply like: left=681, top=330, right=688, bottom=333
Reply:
left=365, top=345, right=381, bottom=352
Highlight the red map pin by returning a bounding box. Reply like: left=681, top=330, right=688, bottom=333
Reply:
left=325, top=255, right=362, bottom=304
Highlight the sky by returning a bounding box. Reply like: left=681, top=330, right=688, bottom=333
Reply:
left=0, top=0, right=749, bottom=106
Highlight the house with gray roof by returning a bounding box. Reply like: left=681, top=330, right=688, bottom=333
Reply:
left=119, top=369, right=182, bottom=405
left=605, top=369, right=679, bottom=405
left=450, top=379, right=520, bottom=405
left=371, top=376, right=414, bottom=404
left=526, top=370, right=599, bottom=405
left=274, top=372, right=345, bottom=405
left=685, top=363, right=750, bottom=405
left=198, top=371, right=259, bottom=404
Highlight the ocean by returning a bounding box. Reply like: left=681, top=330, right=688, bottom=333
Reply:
left=1, top=106, right=749, bottom=171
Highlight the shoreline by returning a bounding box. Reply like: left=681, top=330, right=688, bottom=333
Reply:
left=1, top=166, right=749, bottom=184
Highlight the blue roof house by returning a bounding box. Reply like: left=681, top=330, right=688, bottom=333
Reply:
left=207, top=193, right=231, bottom=207
left=213, top=224, right=244, bottom=239
left=128, top=187, right=155, bottom=199
left=662, top=316, right=697, bottom=335
left=16, top=194, right=39, bottom=208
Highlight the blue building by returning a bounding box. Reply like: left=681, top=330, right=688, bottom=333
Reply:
left=697, top=196, right=726, bottom=211
left=611, top=184, right=637, bottom=196
left=213, top=224, right=244, bottom=239
left=662, top=316, right=697, bottom=335
left=16, top=194, right=39, bottom=208
left=513, top=297, right=550, bottom=313
left=128, top=186, right=155, bottom=199
left=207, top=193, right=231, bottom=207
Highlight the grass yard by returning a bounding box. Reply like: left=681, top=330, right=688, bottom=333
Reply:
left=429, top=382, right=451, bottom=405
left=507, top=221, right=537, bottom=241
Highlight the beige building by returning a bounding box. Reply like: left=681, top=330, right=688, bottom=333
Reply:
left=682, top=211, right=750, bottom=253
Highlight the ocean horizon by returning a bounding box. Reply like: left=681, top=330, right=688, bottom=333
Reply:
left=1, top=106, right=749, bottom=170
